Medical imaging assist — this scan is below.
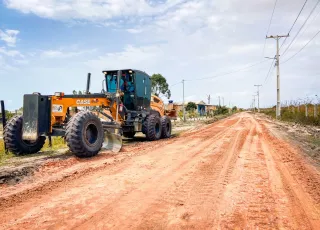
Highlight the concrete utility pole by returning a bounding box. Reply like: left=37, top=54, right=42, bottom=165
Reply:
left=182, top=79, right=186, bottom=122
left=254, top=84, right=262, bottom=112
left=252, top=95, right=256, bottom=113
left=222, top=97, right=224, bottom=106
left=218, top=96, right=221, bottom=107
left=266, top=34, right=289, bottom=119
left=315, top=95, right=319, bottom=117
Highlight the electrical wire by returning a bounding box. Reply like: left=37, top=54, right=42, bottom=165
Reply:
left=282, top=28, right=320, bottom=64
left=264, top=58, right=276, bottom=84
left=285, top=6, right=320, bottom=52
left=279, top=0, right=309, bottom=50
left=169, top=81, right=182, bottom=88
left=184, top=59, right=269, bottom=82
left=262, top=0, right=279, bottom=57
left=281, top=0, right=320, bottom=56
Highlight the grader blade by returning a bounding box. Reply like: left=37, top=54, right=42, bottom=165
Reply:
left=102, top=131, right=123, bottom=153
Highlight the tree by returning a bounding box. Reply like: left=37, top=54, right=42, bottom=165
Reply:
left=232, top=106, right=237, bottom=112
left=186, top=102, right=197, bottom=111
left=150, top=74, right=171, bottom=99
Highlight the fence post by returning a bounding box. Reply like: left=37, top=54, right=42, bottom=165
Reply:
left=305, top=104, right=308, bottom=117
left=1, top=100, right=7, bottom=153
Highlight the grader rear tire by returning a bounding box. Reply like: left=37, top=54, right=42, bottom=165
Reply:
left=144, top=114, right=162, bottom=141
left=65, top=111, right=104, bottom=158
left=161, top=116, right=172, bottom=138
left=3, top=115, right=46, bottom=155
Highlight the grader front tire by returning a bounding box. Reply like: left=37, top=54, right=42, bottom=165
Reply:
left=144, top=114, right=162, bottom=141
left=65, top=111, right=104, bottom=158
left=161, top=116, right=172, bottom=138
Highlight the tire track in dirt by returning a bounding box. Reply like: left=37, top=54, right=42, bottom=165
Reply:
left=259, top=120, right=320, bottom=229
left=0, top=117, right=238, bottom=209
left=0, top=116, right=243, bottom=230
left=130, top=118, right=249, bottom=229
left=73, top=116, right=245, bottom=229
left=1, top=113, right=320, bottom=229
left=216, top=117, right=280, bottom=229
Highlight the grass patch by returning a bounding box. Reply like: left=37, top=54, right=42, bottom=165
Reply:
left=0, top=137, right=67, bottom=164
left=308, top=136, right=320, bottom=148
left=261, top=109, right=320, bottom=126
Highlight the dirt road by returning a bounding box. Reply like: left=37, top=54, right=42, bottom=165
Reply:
left=1, top=112, right=320, bottom=229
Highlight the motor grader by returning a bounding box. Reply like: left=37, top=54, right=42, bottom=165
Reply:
left=4, top=69, right=175, bottom=157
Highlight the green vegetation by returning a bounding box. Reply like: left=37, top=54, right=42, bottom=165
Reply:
left=232, top=106, right=238, bottom=112
left=0, top=110, right=15, bottom=121
left=214, top=105, right=229, bottom=115
left=150, top=74, right=171, bottom=99
left=0, top=137, right=67, bottom=163
left=261, top=107, right=320, bottom=126
left=186, top=102, right=197, bottom=111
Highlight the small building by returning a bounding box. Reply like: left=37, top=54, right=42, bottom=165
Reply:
left=197, top=100, right=206, bottom=116
left=168, top=101, right=218, bottom=116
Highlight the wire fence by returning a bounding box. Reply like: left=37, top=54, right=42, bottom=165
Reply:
left=261, top=98, right=320, bottom=126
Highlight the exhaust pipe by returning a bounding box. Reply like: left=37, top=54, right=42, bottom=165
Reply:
left=86, top=73, right=91, bottom=94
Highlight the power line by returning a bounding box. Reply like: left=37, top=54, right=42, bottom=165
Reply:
left=279, top=0, right=309, bottom=50
left=264, top=58, right=275, bottom=83
left=169, top=81, right=182, bottom=89
left=285, top=6, right=320, bottom=51
left=282, top=0, right=320, bottom=56
left=185, top=59, right=269, bottom=82
left=262, top=0, right=279, bottom=57
left=282, top=28, right=320, bottom=64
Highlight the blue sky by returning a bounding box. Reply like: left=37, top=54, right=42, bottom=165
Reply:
left=0, top=0, right=319, bottom=111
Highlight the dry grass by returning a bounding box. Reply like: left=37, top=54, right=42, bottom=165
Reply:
left=0, top=137, right=67, bottom=163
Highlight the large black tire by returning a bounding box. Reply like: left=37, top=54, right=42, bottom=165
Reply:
left=123, top=132, right=136, bottom=138
left=3, top=115, right=46, bottom=155
left=143, top=114, right=162, bottom=141
left=65, top=111, right=104, bottom=158
left=161, top=116, right=172, bottom=138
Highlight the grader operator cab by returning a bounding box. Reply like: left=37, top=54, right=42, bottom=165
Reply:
left=4, top=69, right=173, bottom=157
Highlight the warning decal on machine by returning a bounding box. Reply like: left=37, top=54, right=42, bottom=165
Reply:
left=52, top=105, right=63, bottom=112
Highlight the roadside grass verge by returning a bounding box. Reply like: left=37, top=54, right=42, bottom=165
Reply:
left=0, top=137, right=67, bottom=164
left=261, top=108, right=320, bottom=126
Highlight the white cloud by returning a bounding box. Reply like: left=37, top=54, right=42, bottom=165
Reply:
left=0, top=47, right=24, bottom=57
left=0, top=55, right=16, bottom=72
left=127, top=28, right=143, bottom=34
left=0, top=29, right=20, bottom=47
left=4, top=0, right=185, bottom=22
left=41, top=49, right=95, bottom=58
left=228, top=44, right=261, bottom=54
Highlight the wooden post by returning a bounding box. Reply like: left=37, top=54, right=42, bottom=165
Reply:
left=1, top=100, right=8, bottom=153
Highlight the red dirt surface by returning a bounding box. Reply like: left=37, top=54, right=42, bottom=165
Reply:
left=1, top=112, right=320, bottom=229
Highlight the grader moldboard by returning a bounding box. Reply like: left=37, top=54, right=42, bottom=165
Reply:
left=4, top=69, right=175, bottom=157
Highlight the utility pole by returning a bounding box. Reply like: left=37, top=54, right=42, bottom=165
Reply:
left=207, top=94, right=211, bottom=105
left=218, top=96, right=221, bottom=107
left=182, top=79, right=186, bottom=122
left=266, top=34, right=289, bottom=119
left=252, top=95, right=256, bottom=113
left=222, top=97, right=224, bottom=106
left=254, top=84, right=262, bottom=112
